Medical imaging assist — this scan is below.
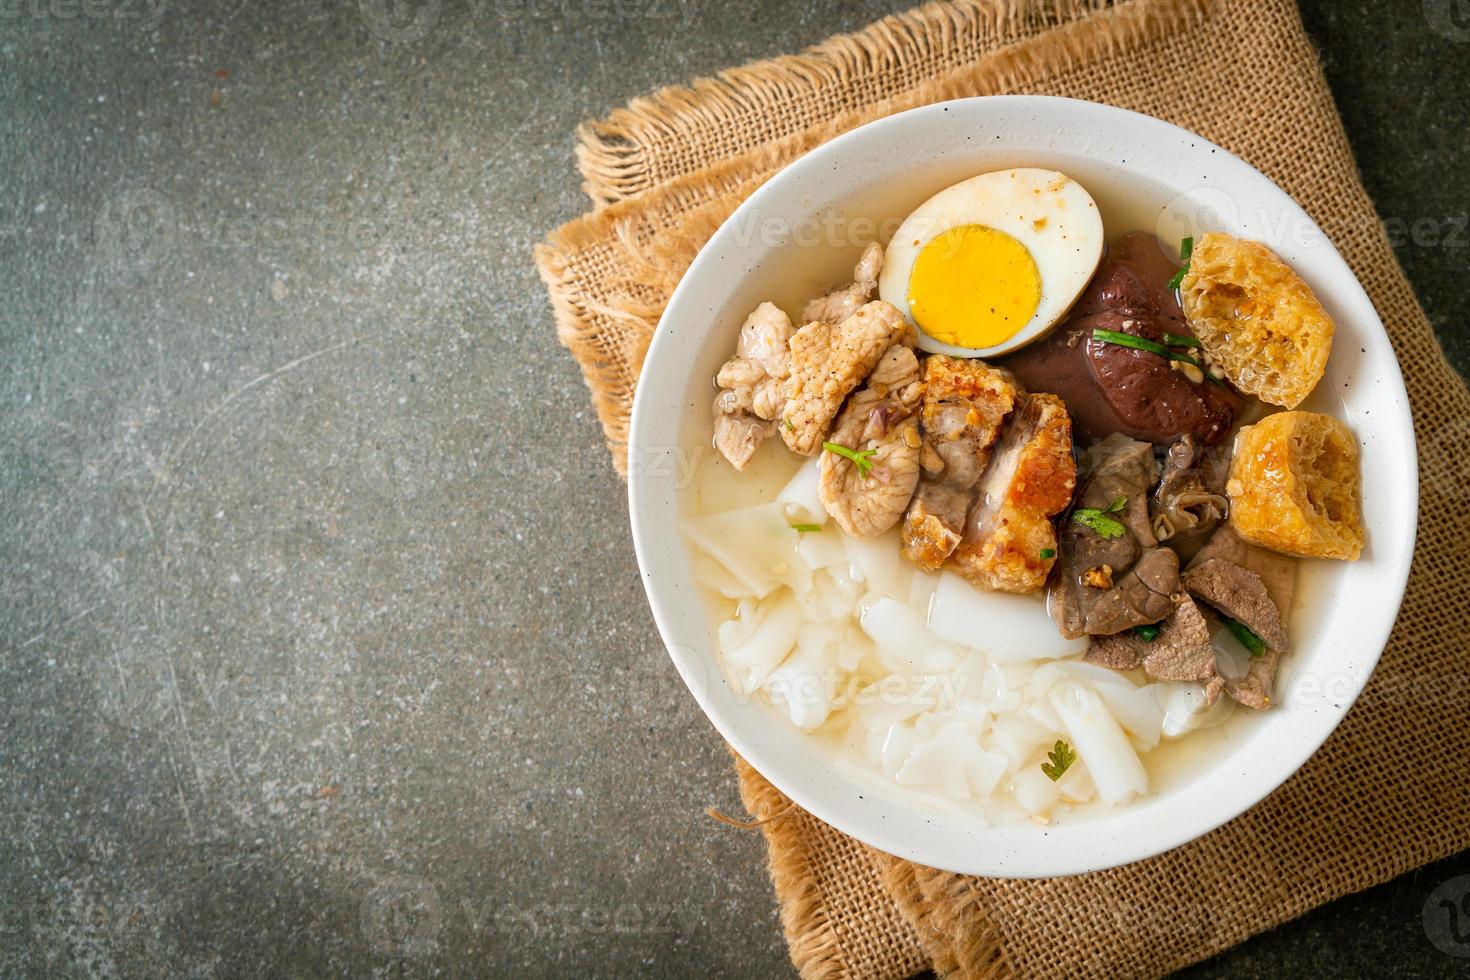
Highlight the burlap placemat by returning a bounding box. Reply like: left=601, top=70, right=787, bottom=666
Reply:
left=534, top=1, right=1470, bottom=976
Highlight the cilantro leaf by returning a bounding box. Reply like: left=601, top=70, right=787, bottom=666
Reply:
left=1041, top=740, right=1077, bottom=782
left=1071, top=508, right=1127, bottom=540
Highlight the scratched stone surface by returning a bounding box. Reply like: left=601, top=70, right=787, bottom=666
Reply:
left=0, top=0, right=1466, bottom=976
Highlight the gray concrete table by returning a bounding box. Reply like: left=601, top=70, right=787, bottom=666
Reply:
left=2, top=0, right=1466, bottom=976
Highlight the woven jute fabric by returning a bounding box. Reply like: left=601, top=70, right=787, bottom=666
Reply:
left=534, top=0, right=1470, bottom=976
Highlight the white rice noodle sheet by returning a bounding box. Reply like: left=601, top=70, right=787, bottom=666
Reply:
left=893, top=724, right=1008, bottom=801
left=1056, top=761, right=1097, bottom=804
left=1150, top=681, right=1236, bottom=739
left=763, top=638, right=834, bottom=731
left=835, top=623, right=873, bottom=674
left=689, top=550, right=750, bottom=600
left=681, top=503, right=795, bottom=599
left=907, top=568, right=941, bottom=612
left=1049, top=680, right=1148, bottom=806
left=720, top=592, right=801, bottom=695
left=876, top=723, right=920, bottom=779
left=776, top=459, right=827, bottom=527
left=987, top=713, right=1052, bottom=770
left=860, top=597, right=960, bottom=675
left=1009, top=764, right=1062, bottom=816
left=807, top=568, right=861, bottom=623
left=927, top=572, right=1089, bottom=663
left=844, top=532, right=909, bottom=602
left=795, top=529, right=848, bottom=575
left=1056, top=663, right=1166, bottom=751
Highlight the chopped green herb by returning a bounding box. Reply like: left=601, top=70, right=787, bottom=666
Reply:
left=783, top=418, right=794, bottom=432
left=1071, top=508, right=1127, bottom=540
left=1105, top=495, right=1127, bottom=514
left=1164, top=333, right=1202, bottom=348
left=1040, top=548, right=1057, bottom=560
left=1225, top=618, right=1267, bottom=657
left=791, top=523, right=822, bottom=533
left=1167, top=236, right=1195, bottom=289
left=1091, top=329, right=1206, bottom=369
left=822, top=441, right=877, bottom=478
left=1134, top=624, right=1162, bottom=642
left=1041, top=740, right=1077, bottom=782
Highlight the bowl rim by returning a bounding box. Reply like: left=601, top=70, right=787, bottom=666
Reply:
left=627, top=95, right=1418, bottom=877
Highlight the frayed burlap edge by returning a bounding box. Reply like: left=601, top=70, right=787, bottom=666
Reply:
left=573, top=0, right=1225, bottom=206
left=535, top=0, right=1214, bottom=473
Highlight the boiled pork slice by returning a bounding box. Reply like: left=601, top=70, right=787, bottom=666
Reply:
left=711, top=302, right=796, bottom=469
left=782, top=301, right=913, bottom=457
left=802, top=242, right=884, bottom=327
left=818, top=345, right=924, bottom=539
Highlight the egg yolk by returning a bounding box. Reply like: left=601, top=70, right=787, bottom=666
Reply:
left=908, top=224, right=1042, bottom=349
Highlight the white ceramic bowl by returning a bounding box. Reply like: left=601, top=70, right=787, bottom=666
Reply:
left=628, top=97, right=1417, bottom=877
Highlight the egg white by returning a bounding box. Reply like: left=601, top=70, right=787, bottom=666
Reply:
left=879, top=168, right=1105, bottom=358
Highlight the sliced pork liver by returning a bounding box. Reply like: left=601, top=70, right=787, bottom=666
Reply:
left=1182, top=558, right=1290, bottom=652
left=1050, top=434, right=1181, bottom=639
left=1085, top=596, right=1219, bottom=689
left=1139, top=597, right=1217, bottom=683
left=1187, top=526, right=1298, bottom=710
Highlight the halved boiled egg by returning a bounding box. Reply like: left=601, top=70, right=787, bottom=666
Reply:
left=879, top=169, right=1105, bottom=358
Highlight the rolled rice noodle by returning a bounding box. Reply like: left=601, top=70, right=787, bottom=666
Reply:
left=1049, top=680, right=1148, bottom=805
left=720, top=593, right=801, bottom=695
left=1152, top=681, right=1237, bottom=738
left=860, top=597, right=960, bottom=675
left=763, top=637, right=833, bottom=731
left=845, top=533, right=908, bottom=601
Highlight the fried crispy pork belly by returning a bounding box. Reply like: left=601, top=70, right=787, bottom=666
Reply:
left=901, top=356, right=1021, bottom=570
left=917, top=356, right=1020, bottom=490
left=711, top=302, right=796, bottom=469
left=782, top=301, right=913, bottom=457
left=902, top=484, right=972, bottom=571
left=948, top=393, right=1076, bottom=594
left=819, top=345, right=925, bottom=539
